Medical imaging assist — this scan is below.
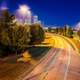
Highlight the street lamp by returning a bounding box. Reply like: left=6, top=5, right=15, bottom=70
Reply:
left=17, top=5, right=31, bottom=23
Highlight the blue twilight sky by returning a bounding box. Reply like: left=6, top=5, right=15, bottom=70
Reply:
left=0, top=0, right=80, bottom=26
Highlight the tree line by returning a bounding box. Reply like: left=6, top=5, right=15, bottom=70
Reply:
left=0, top=9, right=45, bottom=57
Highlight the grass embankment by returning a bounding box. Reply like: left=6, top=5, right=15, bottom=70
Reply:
left=27, top=46, right=51, bottom=59
left=18, top=47, right=51, bottom=63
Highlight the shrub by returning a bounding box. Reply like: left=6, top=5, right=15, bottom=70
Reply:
left=30, top=24, right=45, bottom=44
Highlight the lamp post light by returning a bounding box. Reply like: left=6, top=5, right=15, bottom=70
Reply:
left=17, top=5, right=31, bottom=24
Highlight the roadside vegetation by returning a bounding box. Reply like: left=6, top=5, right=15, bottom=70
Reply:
left=0, top=9, right=45, bottom=57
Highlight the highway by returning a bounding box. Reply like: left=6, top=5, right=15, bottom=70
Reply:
left=22, top=33, right=80, bottom=80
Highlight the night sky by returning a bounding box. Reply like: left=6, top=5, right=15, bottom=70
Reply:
left=0, top=0, right=80, bottom=26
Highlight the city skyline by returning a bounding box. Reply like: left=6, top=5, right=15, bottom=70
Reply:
left=0, top=0, right=80, bottom=26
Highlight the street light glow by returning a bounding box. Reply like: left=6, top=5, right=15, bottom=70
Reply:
left=18, top=5, right=31, bottom=16
left=16, top=4, right=32, bottom=24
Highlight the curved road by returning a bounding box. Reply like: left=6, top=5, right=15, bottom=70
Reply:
left=22, top=34, right=80, bottom=80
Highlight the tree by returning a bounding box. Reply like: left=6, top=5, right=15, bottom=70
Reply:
left=55, top=28, right=58, bottom=34
left=9, top=24, right=31, bottom=53
left=0, top=18, right=31, bottom=56
left=30, top=24, right=45, bottom=44
left=63, top=25, right=73, bottom=37
left=0, top=9, right=11, bottom=29
left=63, top=25, right=67, bottom=36
left=48, top=27, right=52, bottom=32
left=0, top=9, right=32, bottom=56
left=0, top=9, right=11, bottom=43
left=77, top=30, right=80, bottom=38
left=67, top=27, right=73, bottom=38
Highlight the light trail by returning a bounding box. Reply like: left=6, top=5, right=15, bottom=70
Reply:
left=47, top=35, right=72, bottom=80
left=22, top=33, right=79, bottom=80
left=63, top=45, right=71, bottom=80
left=56, top=35, right=72, bottom=80
left=41, top=49, right=61, bottom=80
left=22, top=48, right=57, bottom=80
left=24, top=49, right=61, bottom=80
left=17, top=48, right=54, bottom=80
